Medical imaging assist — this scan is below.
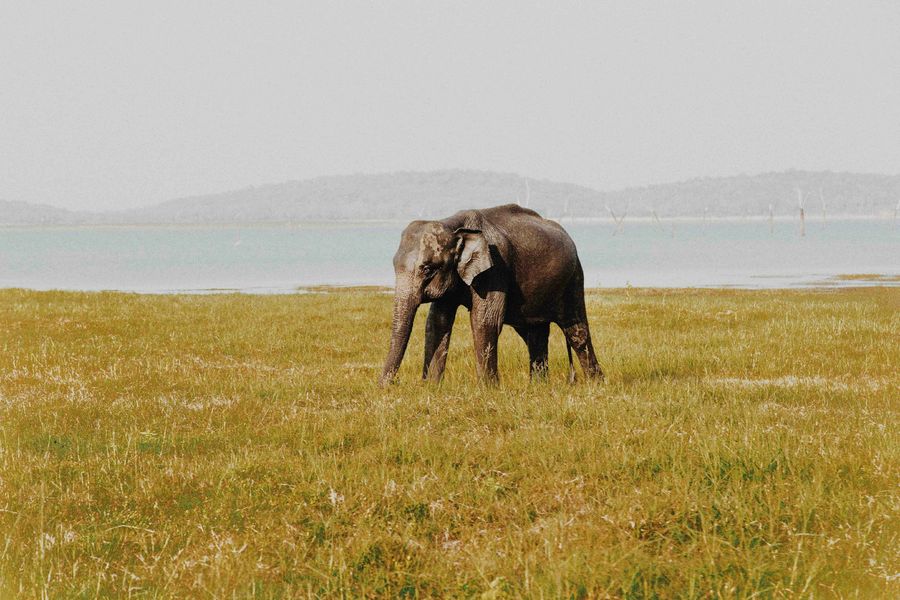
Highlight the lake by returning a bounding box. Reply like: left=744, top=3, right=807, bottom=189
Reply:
left=1, top=219, right=897, bottom=292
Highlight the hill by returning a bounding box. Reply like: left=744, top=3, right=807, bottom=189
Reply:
left=117, top=170, right=601, bottom=223
left=601, top=170, right=900, bottom=219
left=3, top=170, right=899, bottom=225
left=0, top=200, right=94, bottom=226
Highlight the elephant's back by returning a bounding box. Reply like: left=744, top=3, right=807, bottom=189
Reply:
left=482, top=205, right=578, bottom=264
left=481, top=205, right=581, bottom=321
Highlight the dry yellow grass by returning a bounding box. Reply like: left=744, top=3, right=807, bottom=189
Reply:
left=829, top=274, right=900, bottom=283
left=0, top=287, right=898, bottom=598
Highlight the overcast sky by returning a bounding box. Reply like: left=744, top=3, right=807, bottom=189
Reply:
left=2, top=1, right=899, bottom=211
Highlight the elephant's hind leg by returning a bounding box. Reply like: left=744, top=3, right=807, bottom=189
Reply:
left=514, top=323, right=550, bottom=379
left=559, top=270, right=604, bottom=380
left=560, top=321, right=603, bottom=380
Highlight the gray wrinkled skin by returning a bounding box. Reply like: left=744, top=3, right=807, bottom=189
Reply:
left=380, top=204, right=604, bottom=386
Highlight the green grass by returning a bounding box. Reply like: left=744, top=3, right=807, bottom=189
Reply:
left=0, top=287, right=897, bottom=598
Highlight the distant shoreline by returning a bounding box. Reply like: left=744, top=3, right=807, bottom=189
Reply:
left=3, top=276, right=898, bottom=295
left=1, top=214, right=896, bottom=230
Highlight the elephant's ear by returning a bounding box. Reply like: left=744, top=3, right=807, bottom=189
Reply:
left=454, top=228, right=492, bottom=285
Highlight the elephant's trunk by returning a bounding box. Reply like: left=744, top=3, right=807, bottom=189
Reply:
left=380, top=284, right=420, bottom=386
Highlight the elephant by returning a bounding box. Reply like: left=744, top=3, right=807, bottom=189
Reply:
left=380, top=204, right=603, bottom=385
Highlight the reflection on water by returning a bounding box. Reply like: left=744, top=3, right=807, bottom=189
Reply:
left=0, top=219, right=897, bottom=292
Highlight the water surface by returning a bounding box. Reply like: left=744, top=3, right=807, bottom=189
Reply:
left=1, top=219, right=896, bottom=292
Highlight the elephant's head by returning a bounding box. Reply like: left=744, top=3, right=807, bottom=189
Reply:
left=380, top=221, right=492, bottom=385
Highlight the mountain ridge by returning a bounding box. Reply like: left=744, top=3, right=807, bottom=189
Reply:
left=3, top=169, right=898, bottom=225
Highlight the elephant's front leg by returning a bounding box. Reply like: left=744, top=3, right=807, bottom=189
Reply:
left=469, top=288, right=506, bottom=384
left=423, top=299, right=457, bottom=382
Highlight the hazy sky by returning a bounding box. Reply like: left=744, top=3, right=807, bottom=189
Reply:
left=2, top=1, right=899, bottom=211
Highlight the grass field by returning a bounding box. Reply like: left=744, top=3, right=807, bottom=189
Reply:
left=0, top=287, right=897, bottom=598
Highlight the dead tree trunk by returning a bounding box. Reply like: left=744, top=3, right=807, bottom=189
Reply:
left=605, top=205, right=627, bottom=235
left=819, top=188, right=826, bottom=226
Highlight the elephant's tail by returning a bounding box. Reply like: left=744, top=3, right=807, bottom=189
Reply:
left=566, top=339, right=576, bottom=384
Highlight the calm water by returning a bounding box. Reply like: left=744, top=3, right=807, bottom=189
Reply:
left=0, top=219, right=897, bottom=292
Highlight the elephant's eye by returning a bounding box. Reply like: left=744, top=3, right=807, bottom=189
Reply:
left=420, top=264, right=436, bottom=277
